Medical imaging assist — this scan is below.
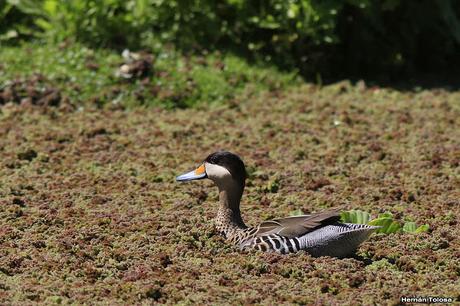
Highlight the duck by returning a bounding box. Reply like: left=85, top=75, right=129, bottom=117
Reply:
left=176, top=151, right=378, bottom=257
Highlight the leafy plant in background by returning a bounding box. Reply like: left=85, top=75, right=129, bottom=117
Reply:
left=0, top=0, right=38, bottom=41
left=2, top=0, right=460, bottom=77
left=340, top=210, right=429, bottom=234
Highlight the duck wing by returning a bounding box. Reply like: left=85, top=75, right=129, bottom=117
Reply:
left=256, top=209, right=341, bottom=238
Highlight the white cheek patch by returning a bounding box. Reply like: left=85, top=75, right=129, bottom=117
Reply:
left=204, top=162, right=241, bottom=194
left=205, top=162, right=231, bottom=180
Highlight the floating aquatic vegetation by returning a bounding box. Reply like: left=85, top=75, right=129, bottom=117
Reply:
left=0, top=67, right=457, bottom=304
left=340, top=210, right=429, bottom=234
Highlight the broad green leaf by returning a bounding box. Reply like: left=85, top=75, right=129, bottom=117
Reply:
left=340, top=210, right=371, bottom=224
left=350, top=210, right=357, bottom=223
left=387, top=221, right=402, bottom=233
left=368, top=217, right=392, bottom=228
left=403, top=222, right=429, bottom=234
left=403, top=221, right=417, bottom=233
left=368, top=217, right=401, bottom=234
left=340, top=211, right=351, bottom=223
left=341, top=210, right=426, bottom=235
left=356, top=210, right=371, bottom=224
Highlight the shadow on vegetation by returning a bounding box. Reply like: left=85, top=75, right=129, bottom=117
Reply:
left=188, top=46, right=460, bottom=92
left=328, top=74, right=460, bottom=92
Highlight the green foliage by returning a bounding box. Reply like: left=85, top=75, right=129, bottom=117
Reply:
left=283, top=210, right=429, bottom=235
left=0, top=0, right=38, bottom=41
left=368, top=215, right=401, bottom=234
left=0, top=42, right=296, bottom=108
left=341, top=210, right=429, bottom=235
left=2, top=0, right=459, bottom=77
left=402, top=222, right=430, bottom=234
left=340, top=210, right=371, bottom=225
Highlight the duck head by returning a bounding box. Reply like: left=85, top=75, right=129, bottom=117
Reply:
left=176, top=151, right=247, bottom=191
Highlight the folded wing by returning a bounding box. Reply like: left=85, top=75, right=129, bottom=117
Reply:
left=256, top=209, right=341, bottom=238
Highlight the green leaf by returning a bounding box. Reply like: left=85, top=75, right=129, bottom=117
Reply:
left=368, top=217, right=401, bottom=234
left=35, top=18, right=52, bottom=31
left=403, top=222, right=429, bottom=233
left=356, top=210, right=371, bottom=224
left=340, top=210, right=370, bottom=224
left=378, top=211, right=393, bottom=218
left=368, top=217, right=391, bottom=228
left=340, top=211, right=351, bottom=223
left=415, top=224, right=429, bottom=233
left=7, top=0, right=45, bottom=16
left=403, top=221, right=417, bottom=233
left=43, top=0, right=57, bottom=16
left=1, top=3, right=13, bottom=19
left=387, top=221, right=402, bottom=233
left=341, top=209, right=427, bottom=235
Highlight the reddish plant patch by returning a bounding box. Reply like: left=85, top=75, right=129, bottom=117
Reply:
left=0, top=84, right=459, bottom=304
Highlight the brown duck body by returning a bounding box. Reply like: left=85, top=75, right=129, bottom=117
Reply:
left=177, top=151, right=378, bottom=257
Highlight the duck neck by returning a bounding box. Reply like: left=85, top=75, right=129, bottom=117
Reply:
left=215, top=180, right=247, bottom=237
